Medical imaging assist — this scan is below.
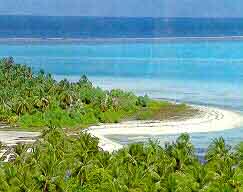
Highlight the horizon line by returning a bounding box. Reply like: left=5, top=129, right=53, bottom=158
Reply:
left=1, top=14, right=243, bottom=19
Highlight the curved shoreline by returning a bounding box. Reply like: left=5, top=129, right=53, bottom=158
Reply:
left=0, top=105, right=242, bottom=153
left=88, top=105, right=243, bottom=152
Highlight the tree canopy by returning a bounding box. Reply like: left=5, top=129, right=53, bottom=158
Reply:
left=1, top=129, right=243, bottom=191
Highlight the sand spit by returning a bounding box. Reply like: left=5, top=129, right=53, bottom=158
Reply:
left=88, top=105, right=243, bottom=152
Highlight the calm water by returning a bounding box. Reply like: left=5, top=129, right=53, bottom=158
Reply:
left=1, top=16, right=243, bottom=38
left=1, top=40, right=243, bottom=153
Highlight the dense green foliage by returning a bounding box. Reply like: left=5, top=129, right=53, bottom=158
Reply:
left=1, top=129, right=243, bottom=191
left=0, top=57, right=193, bottom=130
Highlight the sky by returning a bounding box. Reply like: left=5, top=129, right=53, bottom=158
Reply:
left=0, top=0, right=243, bottom=17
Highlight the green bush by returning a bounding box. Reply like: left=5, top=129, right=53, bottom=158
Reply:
left=98, top=110, right=121, bottom=123
left=136, top=95, right=149, bottom=107
left=80, top=112, right=99, bottom=125
left=136, top=110, right=154, bottom=120
left=18, top=112, right=46, bottom=128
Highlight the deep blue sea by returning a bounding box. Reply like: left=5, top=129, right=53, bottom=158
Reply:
left=2, top=16, right=243, bottom=155
left=1, top=16, right=243, bottom=38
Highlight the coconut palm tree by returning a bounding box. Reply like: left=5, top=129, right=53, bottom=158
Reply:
left=59, top=91, right=74, bottom=109
left=165, top=133, right=196, bottom=171
left=34, top=97, right=50, bottom=112
left=206, top=137, right=233, bottom=162
left=12, top=98, right=31, bottom=115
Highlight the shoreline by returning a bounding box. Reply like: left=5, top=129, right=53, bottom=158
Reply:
left=0, top=105, right=242, bottom=153
left=88, top=105, right=243, bottom=152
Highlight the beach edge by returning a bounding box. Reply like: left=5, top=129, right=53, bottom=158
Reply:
left=88, top=105, right=243, bottom=152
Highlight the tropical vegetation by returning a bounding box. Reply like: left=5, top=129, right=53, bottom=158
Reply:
left=1, top=128, right=243, bottom=191
left=0, top=57, right=195, bottom=130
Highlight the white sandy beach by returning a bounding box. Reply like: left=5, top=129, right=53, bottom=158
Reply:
left=0, top=105, right=242, bottom=154
left=0, top=131, right=40, bottom=159
left=88, top=105, right=243, bottom=152
left=0, top=131, right=40, bottom=146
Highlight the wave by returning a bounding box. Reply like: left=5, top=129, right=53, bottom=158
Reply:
left=1, top=35, right=243, bottom=44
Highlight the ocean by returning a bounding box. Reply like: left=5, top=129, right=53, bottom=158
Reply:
left=1, top=16, right=243, bottom=38
left=1, top=16, right=243, bottom=155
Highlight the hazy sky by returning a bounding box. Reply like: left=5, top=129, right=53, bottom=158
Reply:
left=0, top=0, right=243, bottom=17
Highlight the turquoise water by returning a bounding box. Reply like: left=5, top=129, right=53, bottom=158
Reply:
left=1, top=40, right=243, bottom=152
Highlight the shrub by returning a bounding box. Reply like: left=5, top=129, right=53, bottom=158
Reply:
left=136, top=95, right=149, bottom=107
left=98, top=110, right=121, bottom=123
left=136, top=110, right=153, bottom=120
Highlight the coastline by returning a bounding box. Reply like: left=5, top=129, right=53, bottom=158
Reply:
left=88, top=105, right=243, bottom=152
left=0, top=105, right=242, bottom=153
